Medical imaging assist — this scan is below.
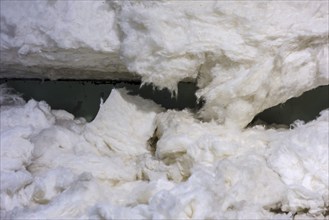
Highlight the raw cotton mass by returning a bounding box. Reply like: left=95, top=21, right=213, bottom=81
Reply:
left=0, top=1, right=328, bottom=219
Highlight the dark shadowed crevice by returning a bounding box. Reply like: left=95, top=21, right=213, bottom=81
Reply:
left=250, top=85, right=329, bottom=127
left=147, top=128, right=158, bottom=157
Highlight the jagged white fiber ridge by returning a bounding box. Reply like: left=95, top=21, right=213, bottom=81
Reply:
left=1, top=86, right=328, bottom=219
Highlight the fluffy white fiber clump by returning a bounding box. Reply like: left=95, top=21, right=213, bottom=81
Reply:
left=0, top=86, right=328, bottom=219
left=116, top=1, right=329, bottom=127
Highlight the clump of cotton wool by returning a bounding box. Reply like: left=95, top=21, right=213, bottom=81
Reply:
left=116, top=1, right=328, bottom=127
left=1, top=84, right=328, bottom=219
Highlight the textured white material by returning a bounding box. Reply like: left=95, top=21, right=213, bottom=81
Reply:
left=0, top=1, right=125, bottom=78
left=1, top=1, right=328, bottom=126
left=0, top=86, right=328, bottom=219
left=0, top=1, right=328, bottom=218
left=116, top=1, right=329, bottom=127
left=0, top=1, right=119, bottom=52
left=84, top=88, right=163, bottom=156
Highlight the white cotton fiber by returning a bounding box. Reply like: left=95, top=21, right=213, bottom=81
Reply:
left=1, top=1, right=328, bottom=126
left=0, top=1, right=328, bottom=219
left=116, top=1, right=328, bottom=127
left=0, top=84, right=328, bottom=219
left=84, top=88, right=163, bottom=156
left=0, top=1, right=123, bottom=78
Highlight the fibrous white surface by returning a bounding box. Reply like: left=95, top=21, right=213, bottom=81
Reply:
left=0, top=1, right=128, bottom=79
left=116, top=1, right=329, bottom=127
left=0, top=85, right=328, bottom=219
left=0, top=1, right=329, bottom=219
left=1, top=1, right=328, bottom=126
